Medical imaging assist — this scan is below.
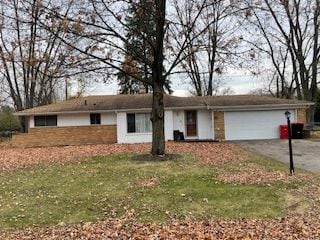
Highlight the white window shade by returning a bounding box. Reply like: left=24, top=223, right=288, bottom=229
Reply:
left=127, top=113, right=152, bottom=133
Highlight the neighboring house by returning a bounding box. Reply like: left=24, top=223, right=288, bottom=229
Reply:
left=13, top=94, right=313, bottom=147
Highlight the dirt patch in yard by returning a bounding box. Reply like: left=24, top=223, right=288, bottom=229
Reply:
left=0, top=142, right=244, bottom=171
left=131, top=153, right=181, bottom=162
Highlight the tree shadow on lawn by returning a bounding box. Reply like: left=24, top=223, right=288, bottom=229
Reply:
left=131, top=153, right=182, bottom=162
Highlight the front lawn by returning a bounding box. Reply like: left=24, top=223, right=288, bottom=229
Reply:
left=0, top=151, right=310, bottom=231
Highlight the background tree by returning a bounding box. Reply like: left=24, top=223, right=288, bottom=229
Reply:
left=0, top=106, right=21, bottom=133
left=174, top=0, right=242, bottom=96
left=117, top=0, right=154, bottom=94
left=0, top=0, right=100, bottom=130
left=240, top=0, right=320, bottom=120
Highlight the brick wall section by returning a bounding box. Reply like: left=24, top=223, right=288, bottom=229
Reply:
left=297, top=108, right=307, bottom=123
left=11, top=125, right=117, bottom=147
left=213, top=111, right=225, bottom=140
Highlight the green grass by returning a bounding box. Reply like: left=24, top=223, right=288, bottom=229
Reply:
left=0, top=153, right=310, bottom=230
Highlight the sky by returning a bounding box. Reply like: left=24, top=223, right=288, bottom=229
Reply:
left=85, top=73, right=265, bottom=97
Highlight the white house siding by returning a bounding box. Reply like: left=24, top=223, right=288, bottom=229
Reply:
left=224, top=109, right=296, bottom=140
left=117, top=112, right=151, bottom=144
left=29, top=113, right=117, bottom=128
left=172, top=110, right=185, bottom=133
left=29, top=117, right=35, bottom=128
left=172, top=109, right=213, bottom=140
left=197, top=109, right=213, bottom=139
left=58, top=114, right=90, bottom=127
left=164, top=110, right=174, bottom=141
left=101, top=113, right=117, bottom=125
left=117, top=110, right=174, bottom=144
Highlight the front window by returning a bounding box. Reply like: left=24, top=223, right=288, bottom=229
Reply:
left=127, top=113, right=151, bottom=133
left=34, top=115, right=57, bottom=127
left=90, top=113, right=101, bottom=125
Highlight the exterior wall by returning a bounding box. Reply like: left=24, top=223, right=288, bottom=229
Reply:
left=173, top=110, right=185, bottom=133
left=117, top=110, right=175, bottom=144
left=29, top=113, right=117, bottom=128
left=297, top=108, right=307, bottom=124
left=29, top=116, right=34, bottom=128
left=12, top=125, right=117, bottom=147
left=213, top=111, right=225, bottom=140
left=117, top=112, right=151, bottom=144
left=197, top=109, right=213, bottom=139
left=58, top=114, right=90, bottom=127
left=164, top=110, right=174, bottom=141
left=101, top=113, right=117, bottom=125
left=172, top=109, right=213, bottom=140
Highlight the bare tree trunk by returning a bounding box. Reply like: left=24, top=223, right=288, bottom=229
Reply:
left=150, top=0, right=166, bottom=156
left=151, top=81, right=165, bottom=155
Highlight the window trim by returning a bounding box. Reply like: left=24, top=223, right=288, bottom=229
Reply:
left=126, top=112, right=152, bottom=134
left=34, top=115, right=57, bottom=127
left=90, top=113, right=101, bottom=125
left=185, top=110, right=198, bottom=137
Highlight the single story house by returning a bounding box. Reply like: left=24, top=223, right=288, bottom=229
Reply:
left=13, top=94, right=313, bottom=147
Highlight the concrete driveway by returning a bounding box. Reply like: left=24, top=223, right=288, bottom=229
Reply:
left=236, top=139, right=320, bottom=173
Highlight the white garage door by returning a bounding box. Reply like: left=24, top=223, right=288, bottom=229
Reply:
left=224, top=110, right=295, bottom=140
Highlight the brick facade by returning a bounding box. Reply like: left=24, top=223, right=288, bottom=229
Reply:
left=11, top=125, right=117, bottom=147
left=297, top=108, right=307, bottom=123
left=213, top=111, right=225, bottom=140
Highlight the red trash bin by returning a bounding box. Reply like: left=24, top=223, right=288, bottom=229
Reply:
left=280, top=125, right=288, bottom=139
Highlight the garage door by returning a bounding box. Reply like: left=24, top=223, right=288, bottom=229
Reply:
left=224, top=110, right=295, bottom=140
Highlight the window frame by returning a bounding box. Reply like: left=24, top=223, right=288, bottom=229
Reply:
left=34, top=115, right=57, bottom=127
left=126, top=112, right=152, bottom=134
left=90, top=113, right=101, bottom=125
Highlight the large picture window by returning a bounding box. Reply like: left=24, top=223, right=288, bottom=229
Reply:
left=34, top=115, right=57, bottom=127
left=127, top=113, right=151, bottom=133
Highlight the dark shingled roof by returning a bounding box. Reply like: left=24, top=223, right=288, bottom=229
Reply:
left=16, top=94, right=312, bottom=115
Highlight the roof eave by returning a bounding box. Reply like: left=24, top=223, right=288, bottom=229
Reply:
left=14, top=109, right=116, bottom=116
left=208, top=103, right=314, bottom=111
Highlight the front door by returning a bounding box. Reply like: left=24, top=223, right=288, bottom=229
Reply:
left=186, top=110, right=197, bottom=137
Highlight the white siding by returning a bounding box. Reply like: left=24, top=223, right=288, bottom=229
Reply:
left=164, top=110, right=174, bottom=140
left=101, top=113, right=117, bottom=125
left=172, top=109, right=213, bottom=140
left=224, top=110, right=296, bottom=140
left=58, top=114, right=90, bottom=127
left=197, top=109, right=213, bottom=139
left=30, top=112, right=117, bottom=128
left=173, top=110, right=185, bottom=133
left=29, top=117, right=35, bottom=128
left=117, top=112, right=152, bottom=143
left=117, top=110, right=174, bottom=144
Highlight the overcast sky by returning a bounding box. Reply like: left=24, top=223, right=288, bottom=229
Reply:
left=85, top=73, right=264, bottom=97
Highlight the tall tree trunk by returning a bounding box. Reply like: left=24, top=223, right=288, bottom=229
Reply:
left=19, top=116, right=27, bottom=133
left=151, top=81, right=165, bottom=155
left=151, top=0, right=166, bottom=156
